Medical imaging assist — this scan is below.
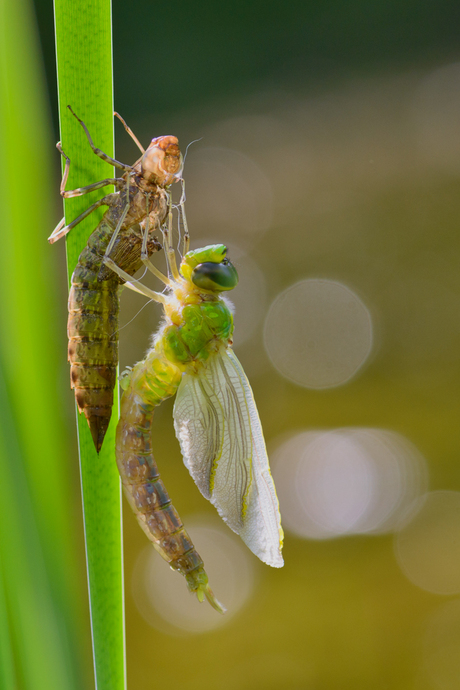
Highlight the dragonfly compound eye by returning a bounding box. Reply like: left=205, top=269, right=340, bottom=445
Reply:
left=191, top=260, right=239, bottom=292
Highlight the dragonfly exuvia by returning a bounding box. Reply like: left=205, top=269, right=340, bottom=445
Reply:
left=50, top=107, right=183, bottom=452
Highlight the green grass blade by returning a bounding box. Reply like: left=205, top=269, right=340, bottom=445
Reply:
left=53, top=1, right=126, bottom=688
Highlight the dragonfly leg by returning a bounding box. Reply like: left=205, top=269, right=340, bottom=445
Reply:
left=67, top=105, right=134, bottom=172
left=114, top=112, right=145, bottom=153
left=162, top=190, right=181, bottom=281
left=140, top=208, right=171, bottom=286
left=48, top=193, right=118, bottom=244
left=140, top=197, right=151, bottom=259
left=103, top=174, right=133, bottom=259
left=179, top=178, right=190, bottom=255
left=57, top=143, right=124, bottom=198
left=62, top=178, right=123, bottom=198
left=142, top=257, right=171, bottom=286
left=103, top=257, right=166, bottom=304
left=57, top=141, right=71, bottom=192
left=49, top=217, right=66, bottom=242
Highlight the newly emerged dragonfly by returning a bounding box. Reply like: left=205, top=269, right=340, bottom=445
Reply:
left=106, top=241, right=284, bottom=611
left=49, top=107, right=183, bottom=452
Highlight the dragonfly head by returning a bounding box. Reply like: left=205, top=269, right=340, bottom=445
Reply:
left=181, top=245, right=239, bottom=293
left=141, top=135, right=183, bottom=186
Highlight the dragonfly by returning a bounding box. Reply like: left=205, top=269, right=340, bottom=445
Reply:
left=49, top=107, right=184, bottom=452
left=105, top=239, right=284, bottom=611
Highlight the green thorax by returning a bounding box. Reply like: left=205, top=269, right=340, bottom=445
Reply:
left=162, top=299, right=234, bottom=366
left=161, top=244, right=236, bottom=367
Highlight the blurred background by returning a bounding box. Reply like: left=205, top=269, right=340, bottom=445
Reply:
left=7, top=0, right=460, bottom=687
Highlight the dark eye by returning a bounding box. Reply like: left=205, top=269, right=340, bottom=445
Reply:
left=191, top=260, right=239, bottom=292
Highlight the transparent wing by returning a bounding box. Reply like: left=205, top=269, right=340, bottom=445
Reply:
left=173, top=348, right=284, bottom=567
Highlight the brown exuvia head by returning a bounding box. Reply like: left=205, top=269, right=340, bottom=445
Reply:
left=141, top=135, right=183, bottom=186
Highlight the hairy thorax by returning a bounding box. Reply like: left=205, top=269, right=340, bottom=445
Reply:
left=162, top=297, right=234, bottom=368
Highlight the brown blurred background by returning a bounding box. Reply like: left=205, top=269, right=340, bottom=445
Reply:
left=33, top=1, right=460, bottom=688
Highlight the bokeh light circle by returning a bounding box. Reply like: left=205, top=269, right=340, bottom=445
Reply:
left=131, top=518, right=255, bottom=634
left=263, top=279, right=373, bottom=389
left=395, top=491, right=460, bottom=595
left=272, top=428, right=428, bottom=540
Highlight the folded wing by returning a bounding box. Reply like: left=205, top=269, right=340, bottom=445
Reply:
left=173, top=348, right=283, bottom=567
